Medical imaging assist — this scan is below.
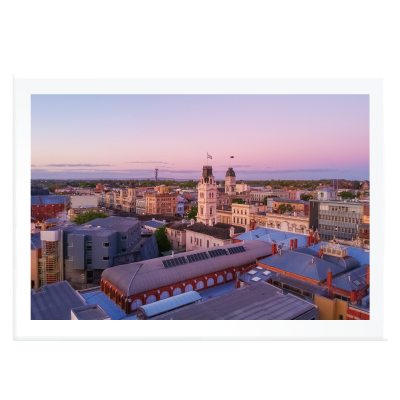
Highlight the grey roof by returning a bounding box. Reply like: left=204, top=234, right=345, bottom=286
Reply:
left=144, top=220, right=165, bottom=229
left=31, top=233, right=42, bottom=250
left=31, top=195, right=69, bottom=206
left=87, top=216, right=139, bottom=231
left=217, top=188, right=226, bottom=193
left=31, top=281, right=86, bottom=320
left=271, top=273, right=328, bottom=296
left=166, top=221, right=190, bottom=231
left=185, top=222, right=244, bottom=240
left=331, top=265, right=368, bottom=292
left=102, top=240, right=272, bottom=296
left=259, top=250, right=349, bottom=282
left=273, top=199, right=309, bottom=205
left=138, top=291, right=202, bottom=318
left=152, top=281, right=317, bottom=320
left=71, top=304, right=110, bottom=320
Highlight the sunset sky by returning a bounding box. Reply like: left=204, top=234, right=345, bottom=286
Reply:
left=31, top=94, right=369, bottom=181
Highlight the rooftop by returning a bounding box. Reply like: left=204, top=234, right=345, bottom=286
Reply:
left=71, top=304, right=110, bottom=320
left=31, top=195, right=69, bottom=206
left=258, top=249, right=356, bottom=282
left=143, top=220, right=166, bottom=229
left=273, top=199, right=309, bottom=205
left=102, top=240, right=272, bottom=297
left=310, top=243, right=370, bottom=266
left=31, top=281, right=86, bottom=320
left=331, top=264, right=369, bottom=292
left=138, top=291, right=202, bottom=318
left=166, top=221, right=191, bottom=231
left=185, top=222, right=245, bottom=240
left=153, top=281, right=317, bottom=320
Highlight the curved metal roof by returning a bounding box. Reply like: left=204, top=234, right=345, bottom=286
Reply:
left=138, top=291, right=202, bottom=318
left=102, top=240, right=272, bottom=296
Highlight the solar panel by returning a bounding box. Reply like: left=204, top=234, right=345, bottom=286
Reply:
left=353, top=280, right=361, bottom=286
left=162, top=260, right=168, bottom=268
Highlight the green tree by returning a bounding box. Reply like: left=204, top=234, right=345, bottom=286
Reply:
left=262, top=195, right=278, bottom=205
left=356, top=191, right=361, bottom=198
left=73, top=211, right=107, bottom=225
left=188, top=206, right=198, bottom=221
left=232, top=198, right=245, bottom=204
left=301, top=194, right=313, bottom=202
left=338, top=191, right=355, bottom=199
left=155, top=225, right=172, bottom=254
left=277, top=203, right=294, bottom=214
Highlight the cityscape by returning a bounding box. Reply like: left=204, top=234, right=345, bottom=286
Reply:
left=30, top=94, right=370, bottom=321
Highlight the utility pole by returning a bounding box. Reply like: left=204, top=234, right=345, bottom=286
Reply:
left=155, top=167, right=158, bottom=186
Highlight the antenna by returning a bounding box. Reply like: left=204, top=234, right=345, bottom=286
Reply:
left=155, top=166, right=158, bottom=186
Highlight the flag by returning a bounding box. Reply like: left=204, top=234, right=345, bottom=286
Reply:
left=207, top=153, right=212, bottom=159
left=230, top=156, right=234, bottom=158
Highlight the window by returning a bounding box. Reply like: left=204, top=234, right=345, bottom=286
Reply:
left=191, top=237, right=193, bottom=244
left=68, top=242, right=73, bottom=247
left=121, top=236, right=127, bottom=240
left=339, top=315, right=343, bottom=320
left=200, top=239, right=202, bottom=246
left=103, top=242, right=110, bottom=247
left=31, top=280, right=34, bottom=289
left=122, top=249, right=126, bottom=253
left=103, top=256, right=109, bottom=261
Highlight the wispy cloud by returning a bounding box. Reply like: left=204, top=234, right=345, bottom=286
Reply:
left=267, top=168, right=342, bottom=174
left=45, top=163, right=114, bottom=167
left=31, top=164, right=36, bottom=167
left=168, top=170, right=200, bottom=174
left=125, top=161, right=170, bottom=164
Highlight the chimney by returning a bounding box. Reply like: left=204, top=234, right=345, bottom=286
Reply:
left=229, top=226, right=235, bottom=238
left=294, top=238, right=298, bottom=249
left=235, top=271, right=240, bottom=289
left=290, top=239, right=293, bottom=250
left=271, top=243, right=277, bottom=255
left=307, top=236, right=311, bottom=246
left=190, top=219, right=195, bottom=225
left=318, top=248, right=323, bottom=258
left=171, top=251, right=174, bottom=258
left=350, top=290, right=357, bottom=304
left=327, top=269, right=332, bottom=287
left=309, top=230, right=313, bottom=245
left=250, top=221, right=255, bottom=231
left=367, top=265, right=370, bottom=285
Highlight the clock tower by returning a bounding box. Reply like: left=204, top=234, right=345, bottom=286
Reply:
left=196, top=165, right=218, bottom=225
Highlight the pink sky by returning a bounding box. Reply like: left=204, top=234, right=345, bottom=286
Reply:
left=31, top=94, right=369, bottom=180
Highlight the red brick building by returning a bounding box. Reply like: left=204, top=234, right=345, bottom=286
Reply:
left=100, top=240, right=272, bottom=314
left=31, top=195, right=69, bottom=222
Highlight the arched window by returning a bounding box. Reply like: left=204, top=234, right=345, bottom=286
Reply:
left=185, top=284, right=193, bottom=292
left=226, top=272, right=233, bottom=281
left=217, top=275, right=224, bottom=284
left=207, top=240, right=209, bottom=248
left=201, top=206, right=204, bottom=215
left=160, top=291, right=170, bottom=300
left=146, top=295, right=156, bottom=304
left=173, top=287, right=182, bottom=296
left=131, top=299, right=142, bottom=310
left=207, top=278, right=214, bottom=287
left=210, top=207, right=213, bottom=215
left=196, top=281, right=204, bottom=290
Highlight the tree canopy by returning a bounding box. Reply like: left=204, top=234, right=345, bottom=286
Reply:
left=277, top=203, right=294, bottom=214
left=73, top=211, right=107, bottom=225
left=301, top=194, right=313, bottom=202
left=188, top=206, right=198, bottom=221
left=338, top=191, right=356, bottom=199
left=232, top=198, right=246, bottom=204
left=154, top=226, right=172, bottom=254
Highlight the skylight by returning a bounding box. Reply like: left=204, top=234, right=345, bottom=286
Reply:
left=353, top=280, right=361, bottom=286
left=247, top=270, right=257, bottom=275
left=256, top=266, right=263, bottom=270
left=262, top=270, right=271, bottom=276
left=251, top=277, right=262, bottom=282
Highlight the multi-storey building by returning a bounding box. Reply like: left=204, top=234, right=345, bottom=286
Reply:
left=196, top=165, right=218, bottom=225
left=309, top=199, right=364, bottom=241
left=114, top=180, right=138, bottom=213
left=33, top=216, right=141, bottom=290
left=136, top=197, right=146, bottom=215
left=216, top=167, right=251, bottom=206
left=250, top=190, right=290, bottom=204
left=31, top=195, right=70, bottom=222
left=272, top=199, right=309, bottom=215
left=145, top=191, right=178, bottom=215
left=70, top=194, right=99, bottom=209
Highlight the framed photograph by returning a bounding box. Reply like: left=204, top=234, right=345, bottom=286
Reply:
left=15, top=78, right=383, bottom=340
